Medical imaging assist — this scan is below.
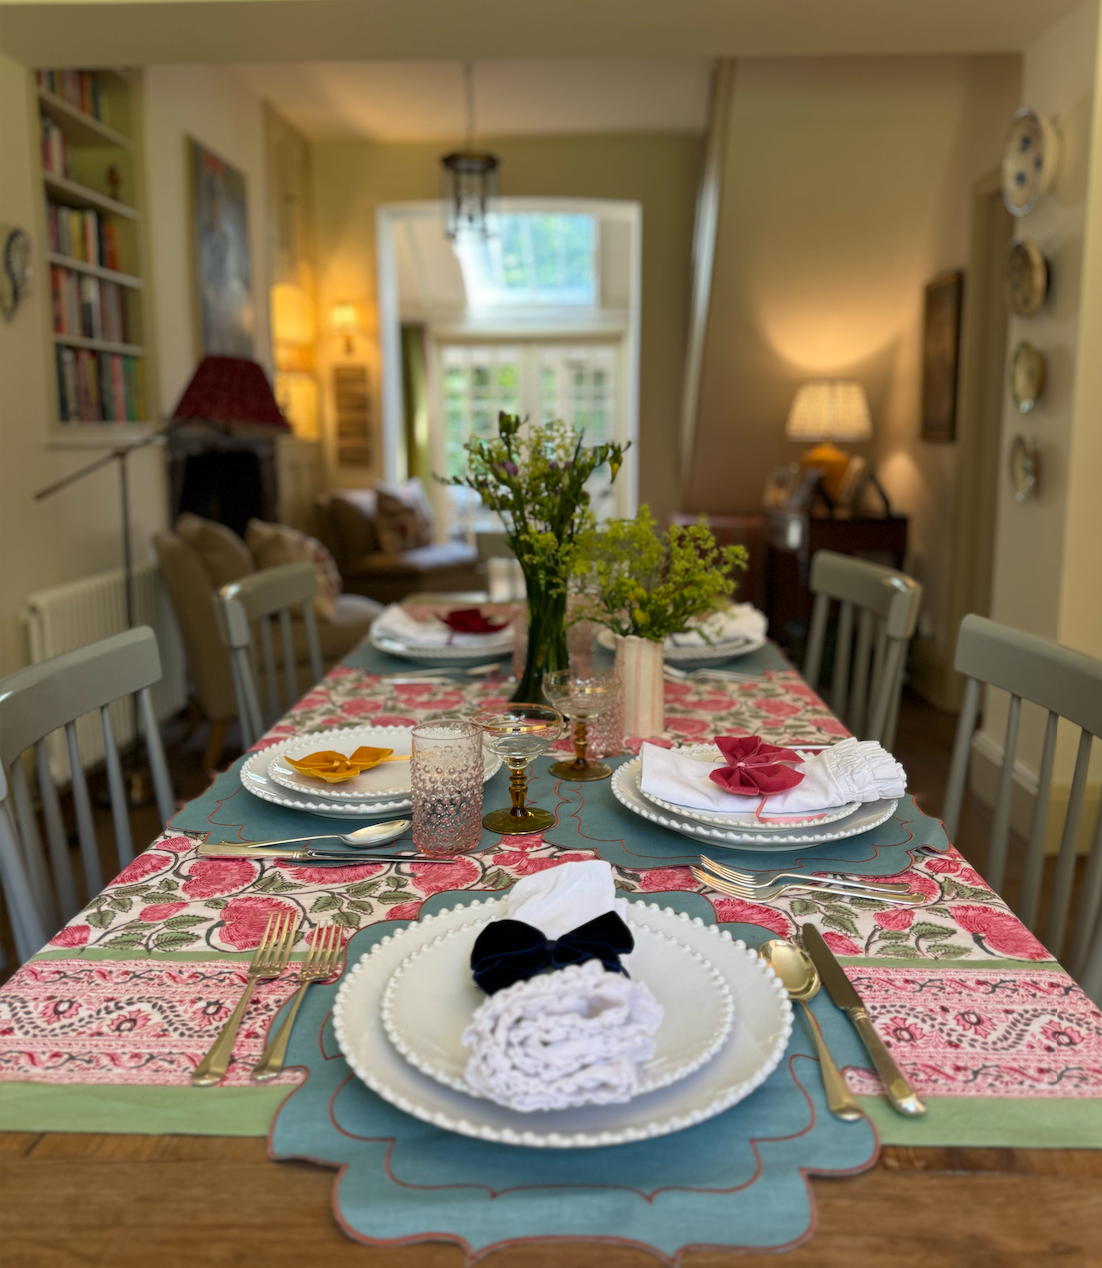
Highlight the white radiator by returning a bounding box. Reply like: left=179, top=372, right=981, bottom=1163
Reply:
left=21, top=562, right=189, bottom=783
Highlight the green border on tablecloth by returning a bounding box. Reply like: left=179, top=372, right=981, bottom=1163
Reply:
left=3, top=1080, right=1100, bottom=1147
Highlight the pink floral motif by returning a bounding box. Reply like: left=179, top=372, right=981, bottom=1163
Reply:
left=138, top=902, right=188, bottom=922
left=110, top=852, right=172, bottom=887
left=821, top=931, right=861, bottom=956
left=953, top=905, right=1050, bottom=960
left=816, top=717, right=851, bottom=737
left=1040, top=1020, right=1084, bottom=1048
left=637, top=866, right=699, bottom=892
left=851, top=869, right=940, bottom=902
left=182, top=858, right=260, bottom=900
left=955, top=866, right=989, bottom=889
left=710, top=896, right=793, bottom=938
left=955, top=1010, right=996, bottom=1037
left=753, top=698, right=801, bottom=718
left=39, top=998, right=81, bottom=1023
left=875, top=907, right=915, bottom=931
left=282, top=862, right=386, bottom=884
left=217, top=897, right=299, bottom=950
left=409, top=855, right=481, bottom=896
left=925, top=856, right=961, bottom=874
left=370, top=715, right=418, bottom=728
left=48, top=925, right=90, bottom=948
left=157, top=836, right=196, bottom=854
left=664, top=717, right=711, bottom=735
left=383, top=901, right=424, bottom=922
left=494, top=850, right=592, bottom=875
left=108, top=1009, right=152, bottom=1035
left=340, top=698, right=383, bottom=717
left=684, top=695, right=735, bottom=713
left=883, top=1015, right=925, bottom=1044
left=624, top=736, right=674, bottom=754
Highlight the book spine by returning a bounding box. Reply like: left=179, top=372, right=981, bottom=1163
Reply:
left=112, top=355, right=127, bottom=422
left=50, top=265, right=64, bottom=334
left=55, top=347, right=68, bottom=420
left=67, top=270, right=81, bottom=337
left=84, top=210, right=100, bottom=267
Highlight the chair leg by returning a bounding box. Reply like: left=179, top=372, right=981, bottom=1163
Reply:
left=202, top=721, right=228, bottom=772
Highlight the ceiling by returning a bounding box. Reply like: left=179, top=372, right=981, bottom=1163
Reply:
left=232, top=60, right=712, bottom=141
left=0, top=0, right=1082, bottom=68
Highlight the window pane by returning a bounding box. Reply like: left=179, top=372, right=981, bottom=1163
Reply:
left=437, top=344, right=520, bottom=483
left=455, top=214, right=597, bottom=308
left=538, top=344, right=618, bottom=519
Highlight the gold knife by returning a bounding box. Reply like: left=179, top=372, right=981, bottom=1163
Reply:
left=802, top=923, right=926, bottom=1117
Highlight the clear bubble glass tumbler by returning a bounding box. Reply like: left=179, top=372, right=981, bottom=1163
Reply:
left=411, top=719, right=484, bottom=856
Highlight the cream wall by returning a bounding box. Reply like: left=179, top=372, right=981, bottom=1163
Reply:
left=687, top=54, right=1020, bottom=676
left=0, top=56, right=270, bottom=678
left=975, top=0, right=1102, bottom=823
left=144, top=64, right=272, bottom=415
left=310, top=133, right=703, bottom=524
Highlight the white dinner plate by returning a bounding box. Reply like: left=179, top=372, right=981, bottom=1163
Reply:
left=612, top=759, right=898, bottom=851
left=268, top=726, right=418, bottom=800
left=240, top=729, right=501, bottom=818
left=381, top=915, right=735, bottom=1100
left=596, top=627, right=767, bottom=665
left=638, top=743, right=859, bottom=829
left=371, top=633, right=513, bottom=664
left=333, top=898, right=792, bottom=1148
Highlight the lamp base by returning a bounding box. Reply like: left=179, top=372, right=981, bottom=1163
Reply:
left=799, top=442, right=850, bottom=501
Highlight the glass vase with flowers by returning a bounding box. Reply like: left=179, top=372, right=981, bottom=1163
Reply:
left=443, top=412, right=628, bottom=704
left=572, top=508, right=748, bottom=736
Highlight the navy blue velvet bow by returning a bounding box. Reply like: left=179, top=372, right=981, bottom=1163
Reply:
left=470, top=911, right=634, bottom=995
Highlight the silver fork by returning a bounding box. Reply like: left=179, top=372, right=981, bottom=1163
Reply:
left=663, top=666, right=759, bottom=683
left=700, top=855, right=910, bottom=896
left=192, top=910, right=299, bottom=1087
left=251, top=923, right=343, bottom=1082
left=692, top=865, right=925, bottom=907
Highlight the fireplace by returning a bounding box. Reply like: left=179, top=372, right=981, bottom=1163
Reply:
left=165, top=356, right=290, bottom=538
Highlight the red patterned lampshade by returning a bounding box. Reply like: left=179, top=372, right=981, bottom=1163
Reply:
left=169, top=356, right=290, bottom=430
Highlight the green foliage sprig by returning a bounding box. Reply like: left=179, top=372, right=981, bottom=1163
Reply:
left=573, top=507, right=748, bottom=643
left=441, top=412, right=629, bottom=593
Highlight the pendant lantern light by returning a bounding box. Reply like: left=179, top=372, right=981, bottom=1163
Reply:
left=441, top=63, right=499, bottom=241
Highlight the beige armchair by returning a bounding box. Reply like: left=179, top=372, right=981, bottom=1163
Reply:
left=154, top=515, right=383, bottom=768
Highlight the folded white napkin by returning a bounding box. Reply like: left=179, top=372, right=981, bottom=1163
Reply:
left=639, top=736, right=906, bottom=817
left=505, top=857, right=633, bottom=968
left=667, top=603, right=768, bottom=649
left=372, top=603, right=510, bottom=649
left=462, top=958, right=663, bottom=1111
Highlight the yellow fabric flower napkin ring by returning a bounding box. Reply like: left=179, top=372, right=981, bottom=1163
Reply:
left=283, top=746, right=410, bottom=784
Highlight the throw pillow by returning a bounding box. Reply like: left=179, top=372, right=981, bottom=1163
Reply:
left=175, top=513, right=255, bottom=589
left=373, top=477, right=433, bottom=554
left=245, top=519, right=342, bottom=621
left=329, top=490, right=379, bottom=561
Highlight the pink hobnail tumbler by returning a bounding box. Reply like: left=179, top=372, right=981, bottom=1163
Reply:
left=411, top=719, right=484, bottom=856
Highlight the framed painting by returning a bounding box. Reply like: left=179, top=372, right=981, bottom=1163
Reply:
left=921, top=270, right=963, bottom=442
left=190, top=138, right=254, bottom=358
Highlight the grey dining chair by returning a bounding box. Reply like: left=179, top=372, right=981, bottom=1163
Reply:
left=942, top=615, right=1102, bottom=1001
left=802, top=551, right=922, bottom=750
left=0, top=627, right=176, bottom=962
left=212, top=561, right=324, bottom=750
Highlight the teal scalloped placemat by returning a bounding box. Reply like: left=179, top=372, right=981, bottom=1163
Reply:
left=268, top=890, right=878, bottom=1259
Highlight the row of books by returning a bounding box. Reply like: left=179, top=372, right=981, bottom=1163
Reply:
left=40, top=117, right=72, bottom=180
left=46, top=201, right=121, bottom=271
left=51, top=265, right=130, bottom=344
left=56, top=347, right=145, bottom=424
left=36, top=69, right=104, bottom=121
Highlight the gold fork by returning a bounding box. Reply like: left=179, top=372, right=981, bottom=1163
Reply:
left=250, top=923, right=343, bottom=1082
left=191, top=910, right=299, bottom=1087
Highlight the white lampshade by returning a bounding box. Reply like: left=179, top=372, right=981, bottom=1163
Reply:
left=785, top=380, right=872, bottom=443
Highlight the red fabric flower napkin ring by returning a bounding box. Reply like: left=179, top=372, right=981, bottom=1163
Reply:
left=441, top=608, right=508, bottom=636
left=708, top=735, right=805, bottom=795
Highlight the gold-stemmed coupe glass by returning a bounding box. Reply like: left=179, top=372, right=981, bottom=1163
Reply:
left=543, top=670, right=620, bottom=781
left=472, top=704, right=564, bottom=834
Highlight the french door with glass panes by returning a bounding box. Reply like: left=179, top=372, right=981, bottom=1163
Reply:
left=433, top=339, right=626, bottom=533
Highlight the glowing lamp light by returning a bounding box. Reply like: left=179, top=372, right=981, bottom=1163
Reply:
left=329, top=302, right=364, bottom=356
left=785, top=380, right=872, bottom=500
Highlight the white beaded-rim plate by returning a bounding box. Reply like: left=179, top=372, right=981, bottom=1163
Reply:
left=240, top=729, right=501, bottom=817
left=371, top=632, right=513, bottom=664
left=380, top=915, right=735, bottom=1100
left=267, top=725, right=419, bottom=800
left=612, top=759, right=897, bottom=851
left=333, top=899, right=792, bottom=1148
left=596, top=627, right=766, bottom=665
left=637, top=743, right=859, bottom=829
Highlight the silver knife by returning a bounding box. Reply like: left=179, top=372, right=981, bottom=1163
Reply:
left=802, top=923, right=926, bottom=1117
left=196, top=842, right=452, bottom=863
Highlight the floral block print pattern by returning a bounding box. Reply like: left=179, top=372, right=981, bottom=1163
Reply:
left=840, top=968, right=1102, bottom=1099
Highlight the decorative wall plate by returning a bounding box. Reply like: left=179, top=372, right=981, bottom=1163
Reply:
left=333, top=898, right=792, bottom=1148
left=1005, top=239, right=1049, bottom=316
left=1010, top=342, right=1046, bottom=413
left=381, top=913, right=735, bottom=1100
left=1002, top=107, right=1060, bottom=216
left=1010, top=435, right=1039, bottom=503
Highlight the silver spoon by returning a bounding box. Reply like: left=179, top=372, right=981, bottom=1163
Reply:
left=758, top=938, right=862, bottom=1122
left=218, top=820, right=413, bottom=851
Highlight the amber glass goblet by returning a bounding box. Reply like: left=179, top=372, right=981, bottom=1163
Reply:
left=472, top=704, right=564, bottom=834
left=543, top=671, right=620, bottom=781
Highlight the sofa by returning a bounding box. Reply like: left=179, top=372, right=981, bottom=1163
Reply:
left=154, top=513, right=383, bottom=768
left=314, top=486, right=482, bottom=605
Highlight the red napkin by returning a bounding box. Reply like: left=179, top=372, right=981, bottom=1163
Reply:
left=708, top=735, right=805, bottom=796
left=441, top=608, right=508, bottom=635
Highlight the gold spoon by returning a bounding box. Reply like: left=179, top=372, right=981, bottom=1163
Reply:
left=758, top=938, right=862, bottom=1122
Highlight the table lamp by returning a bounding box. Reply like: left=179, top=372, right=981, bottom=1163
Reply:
left=785, top=380, right=871, bottom=501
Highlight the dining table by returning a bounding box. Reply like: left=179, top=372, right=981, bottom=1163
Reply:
left=2, top=606, right=1100, bottom=1268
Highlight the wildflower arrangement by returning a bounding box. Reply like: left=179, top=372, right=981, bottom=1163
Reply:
left=442, top=412, right=628, bottom=701
left=572, top=507, right=748, bottom=643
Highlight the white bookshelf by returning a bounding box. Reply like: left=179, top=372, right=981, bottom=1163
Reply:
left=33, top=67, right=156, bottom=441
